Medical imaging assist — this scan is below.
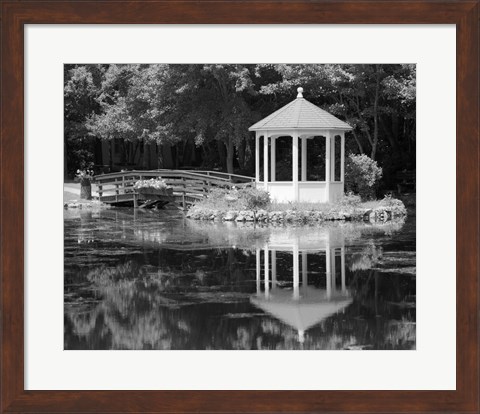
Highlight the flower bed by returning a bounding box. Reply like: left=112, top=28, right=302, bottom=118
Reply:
left=133, top=178, right=173, bottom=196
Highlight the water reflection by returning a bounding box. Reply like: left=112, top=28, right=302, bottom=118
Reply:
left=64, top=209, right=415, bottom=350
left=250, top=243, right=352, bottom=343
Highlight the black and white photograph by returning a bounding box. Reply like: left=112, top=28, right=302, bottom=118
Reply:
left=63, top=64, right=416, bottom=350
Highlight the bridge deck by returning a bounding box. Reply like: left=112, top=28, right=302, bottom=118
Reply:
left=94, top=169, right=254, bottom=209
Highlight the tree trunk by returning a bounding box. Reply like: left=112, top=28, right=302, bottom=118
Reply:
left=226, top=137, right=234, bottom=174
left=162, top=143, right=174, bottom=169
left=64, top=136, right=68, bottom=179
left=371, top=67, right=381, bottom=160
left=143, top=140, right=149, bottom=169
left=352, top=130, right=364, bottom=154
left=217, top=140, right=227, bottom=170
left=121, top=140, right=128, bottom=165
left=238, top=139, right=246, bottom=170
left=109, top=140, right=113, bottom=170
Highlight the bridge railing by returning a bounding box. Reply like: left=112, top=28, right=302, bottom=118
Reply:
left=160, top=169, right=255, bottom=184
left=93, top=169, right=254, bottom=200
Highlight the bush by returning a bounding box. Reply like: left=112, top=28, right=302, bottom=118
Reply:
left=195, top=186, right=270, bottom=211
left=345, top=154, right=383, bottom=200
left=240, top=187, right=270, bottom=210
left=339, top=192, right=362, bottom=207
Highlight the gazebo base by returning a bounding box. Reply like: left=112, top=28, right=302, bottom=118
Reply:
left=257, top=181, right=344, bottom=203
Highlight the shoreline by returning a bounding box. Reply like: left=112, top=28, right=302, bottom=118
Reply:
left=186, top=203, right=407, bottom=224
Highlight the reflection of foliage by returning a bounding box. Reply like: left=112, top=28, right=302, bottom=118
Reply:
left=349, top=243, right=383, bottom=271
left=64, top=208, right=415, bottom=350
left=65, top=254, right=415, bottom=350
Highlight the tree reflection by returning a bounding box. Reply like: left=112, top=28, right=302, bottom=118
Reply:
left=64, top=210, right=415, bottom=350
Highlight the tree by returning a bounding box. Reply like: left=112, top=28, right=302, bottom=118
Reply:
left=64, top=64, right=104, bottom=177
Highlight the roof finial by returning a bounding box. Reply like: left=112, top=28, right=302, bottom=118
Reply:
left=297, top=87, right=304, bottom=98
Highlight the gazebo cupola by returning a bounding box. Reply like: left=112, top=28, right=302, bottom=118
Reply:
left=249, top=88, right=352, bottom=203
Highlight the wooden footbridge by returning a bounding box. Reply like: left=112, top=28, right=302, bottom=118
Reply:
left=94, top=169, right=254, bottom=209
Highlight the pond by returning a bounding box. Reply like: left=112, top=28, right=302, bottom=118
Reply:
left=64, top=208, right=416, bottom=350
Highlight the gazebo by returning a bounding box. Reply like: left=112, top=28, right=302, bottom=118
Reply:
left=249, top=88, right=352, bottom=203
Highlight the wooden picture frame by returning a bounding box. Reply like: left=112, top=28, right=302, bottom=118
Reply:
left=1, top=1, right=478, bottom=412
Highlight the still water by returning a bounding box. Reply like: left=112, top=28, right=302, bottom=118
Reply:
left=64, top=208, right=416, bottom=350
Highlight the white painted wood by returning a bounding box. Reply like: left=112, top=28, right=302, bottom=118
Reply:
left=301, top=137, right=307, bottom=181
left=264, top=245, right=269, bottom=297
left=329, top=182, right=344, bottom=202
left=293, top=244, right=299, bottom=300
left=270, top=137, right=276, bottom=182
left=326, top=245, right=331, bottom=299
left=255, top=132, right=260, bottom=183
left=340, top=132, right=345, bottom=183
left=330, top=134, right=336, bottom=182
left=263, top=133, right=269, bottom=189
left=325, top=132, right=331, bottom=202
left=298, top=182, right=327, bottom=202
left=292, top=133, right=299, bottom=201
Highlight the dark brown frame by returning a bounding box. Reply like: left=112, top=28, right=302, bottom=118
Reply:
left=1, top=1, right=478, bottom=413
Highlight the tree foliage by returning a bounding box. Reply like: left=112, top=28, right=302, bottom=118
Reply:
left=64, top=64, right=415, bottom=188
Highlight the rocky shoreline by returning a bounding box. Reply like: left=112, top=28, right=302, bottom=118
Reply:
left=186, top=204, right=406, bottom=224
left=64, top=199, right=110, bottom=210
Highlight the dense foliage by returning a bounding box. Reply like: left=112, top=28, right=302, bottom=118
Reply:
left=64, top=64, right=415, bottom=190
left=345, top=154, right=383, bottom=200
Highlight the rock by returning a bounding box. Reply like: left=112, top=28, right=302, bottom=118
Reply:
left=245, top=210, right=255, bottom=221
left=224, top=211, right=238, bottom=221
left=235, top=211, right=247, bottom=222
left=255, top=209, right=268, bottom=222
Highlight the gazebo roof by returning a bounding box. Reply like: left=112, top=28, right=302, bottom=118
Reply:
left=250, top=288, right=352, bottom=332
left=249, top=88, right=352, bottom=132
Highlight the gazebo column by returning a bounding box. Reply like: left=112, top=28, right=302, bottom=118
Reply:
left=270, top=137, right=276, bottom=182
left=326, top=246, right=331, bottom=298
left=341, top=246, right=346, bottom=294
left=263, top=132, right=268, bottom=190
left=255, top=132, right=260, bottom=183
left=292, top=132, right=299, bottom=201
left=325, top=132, right=331, bottom=202
left=301, top=137, right=307, bottom=181
left=341, top=132, right=345, bottom=191
left=330, top=135, right=336, bottom=182
left=263, top=133, right=269, bottom=190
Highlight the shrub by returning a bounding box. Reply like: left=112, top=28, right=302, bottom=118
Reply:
left=345, top=154, right=383, bottom=200
left=241, top=187, right=270, bottom=210
left=339, top=192, right=362, bottom=207
left=379, top=194, right=407, bottom=216
left=194, top=186, right=270, bottom=211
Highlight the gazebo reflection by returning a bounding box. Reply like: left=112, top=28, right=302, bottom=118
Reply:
left=251, top=228, right=352, bottom=343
